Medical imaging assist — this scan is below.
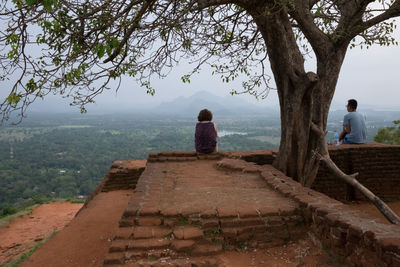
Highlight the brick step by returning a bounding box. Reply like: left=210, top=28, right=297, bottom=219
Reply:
left=102, top=186, right=136, bottom=192
left=108, top=169, right=144, bottom=175
left=119, top=214, right=303, bottom=234
left=106, top=176, right=140, bottom=181
left=106, top=240, right=222, bottom=266
left=148, top=157, right=198, bottom=162
left=123, top=256, right=221, bottom=267
left=102, top=184, right=136, bottom=189
left=103, top=183, right=136, bottom=188
left=114, top=225, right=208, bottom=241
left=115, top=226, right=172, bottom=240
left=123, top=240, right=222, bottom=259
left=103, top=181, right=138, bottom=186
left=138, top=215, right=283, bottom=229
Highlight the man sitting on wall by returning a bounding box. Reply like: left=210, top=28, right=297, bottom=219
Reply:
left=339, top=99, right=367, bottom=144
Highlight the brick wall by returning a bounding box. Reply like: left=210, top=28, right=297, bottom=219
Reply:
left=260, top=163, right=400, bottom=267
left=313, top=143, right=400, bottom=201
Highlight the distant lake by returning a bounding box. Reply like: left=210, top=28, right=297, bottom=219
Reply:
left=219, top=130, right=248, bottom=137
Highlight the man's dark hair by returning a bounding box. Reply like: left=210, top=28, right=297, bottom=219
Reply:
left=197, top=109, right=213, bottom=122
left=348, top=99, right=358, bottom=110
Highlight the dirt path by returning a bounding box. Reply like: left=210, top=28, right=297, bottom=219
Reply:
left=0, top=202, right=83, bottom=265
left=20, top=190, right=133, bottom=267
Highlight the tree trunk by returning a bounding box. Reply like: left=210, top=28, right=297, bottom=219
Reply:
left=247, top=5, right=347, bottom=186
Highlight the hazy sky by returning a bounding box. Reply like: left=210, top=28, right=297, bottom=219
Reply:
left=1, top=19, right=400, bottom=114
left=86, top=27, right=400, bottom=112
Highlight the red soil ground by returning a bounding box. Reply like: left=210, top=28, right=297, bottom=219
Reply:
left=0, top=202, right=83, bottom=265
left=1, top=191, right=399, bottom=267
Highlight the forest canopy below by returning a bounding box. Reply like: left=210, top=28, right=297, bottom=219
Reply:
left=0, top=110, right=399, bottom=214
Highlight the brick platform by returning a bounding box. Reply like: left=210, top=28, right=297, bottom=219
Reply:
left=100, top=144, right=400, bottom=266
left=105, top=157, right=304, bottom=266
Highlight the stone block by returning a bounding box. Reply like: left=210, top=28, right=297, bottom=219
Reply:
left=128, top=238, right=171, bottom=250
left=183, top=226, right=204, bottom=239
left=199, top=209, right=218, bottom=218
left=237, top=231, right=254, bottom=241
left=221, top=228, right=237, bottom=238
left=217, top=207, right=238, bottom=218
left=136, top=216, right=162, bottom=226
left=330, top=227, right=347, bottom=245
left=173, top=226, right=203, bottom=240
left=139, top=206, right=160, bottom=216
left=163, top=217, right=176, bottom=227
left=171, top=240, right=196, bottom=252
left=115, top=227, right=134, bottom=240
left=347, top=225, right=363, bottom=244
left=103, top=252, right=125, bottom=265
left=132, top=226, right=171, bottom=239
left=109, top=240, right=128, bottom=252
left=191, top=244, right=222, bottom=256
left=119, top=218, right=135, bottom=227
left=378, top=237, right=400, bottom=254
left=124, top=250, right=145, bottom=260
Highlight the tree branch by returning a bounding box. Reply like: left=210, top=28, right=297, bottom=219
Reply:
left=317, top=153, right=400, bottom=225
left=103, top=0, right=155, bottom=63
left=358, top=1, right=400, bottom=34
left=290, top=0, right=333, bottom=59
left=196, top=0, right=233, bottom=10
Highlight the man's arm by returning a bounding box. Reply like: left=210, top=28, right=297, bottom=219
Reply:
left=339, top=125, right=351, bottom=141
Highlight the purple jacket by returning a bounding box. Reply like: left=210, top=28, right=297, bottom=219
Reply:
left=195, top=122, right=217, bottom=153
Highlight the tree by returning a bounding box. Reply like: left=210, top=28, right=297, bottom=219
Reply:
left=1, top=0, right=399, bottom=186
left=375, top=120, right=400, bottom=145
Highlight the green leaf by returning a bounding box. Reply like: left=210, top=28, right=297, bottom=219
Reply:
left=95, top=44, right=105, bottom=58
left=181, top=74, right=190, bottom=84
left=42, top=0, right=57, bottom=11
left=26, top=0, right=37, bottom=6
left=26, top=78, right=38, bottom=92
left=6, top=92, right=21, bottom=105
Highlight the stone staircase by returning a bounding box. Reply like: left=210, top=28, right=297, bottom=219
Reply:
left=104, top=210, right=305, bottom=266
left=102, top=160, right=146, bottom=192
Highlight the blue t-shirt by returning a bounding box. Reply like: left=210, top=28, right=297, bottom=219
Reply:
left=343, top=112, right=367, bottom=143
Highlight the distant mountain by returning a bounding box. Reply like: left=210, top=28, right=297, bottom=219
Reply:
left=153, top=91, right=278, bottom=117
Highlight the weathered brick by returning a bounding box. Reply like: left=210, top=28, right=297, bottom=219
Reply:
left=191, top=244, right=222, bottom=256
left=139, top=206, right=160, bottom=216
left=103, top=252, right=125, bottom=265
left=330, top=227, right=347, bottom=247
left=128, top=238, right=171, bottom=250
left=221, top=228, right=237, bottom=238
left=119, top=218, right=135, bottom=227
left=115, top=227, right=134, bottom=240
left=217, top=207, right=238, bottom=217
left=378, top=237, right=400, bottom=254
left=136, top=216, right=162, bottom=226
left=133, top=226, right=171, bottom=239
left=182, top=226, right=203, bottom=239
left=201, top=218, right=219, bottom=229
left=109, top=240, right=128, bottom=252
left=171, top=240, right=195, bottom=252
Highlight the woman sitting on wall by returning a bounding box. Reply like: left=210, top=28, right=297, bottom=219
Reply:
left=195, top=109, right=218, bottom=154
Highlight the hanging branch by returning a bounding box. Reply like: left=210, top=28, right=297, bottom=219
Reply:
left=316, top=152, right=400, bottom=225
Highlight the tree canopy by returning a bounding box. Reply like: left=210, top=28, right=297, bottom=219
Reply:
left=1, top=0, right=398, bottom=120
left=375, top=120, right=400, bottom=145
left=1, top=0, right=399, bottom=185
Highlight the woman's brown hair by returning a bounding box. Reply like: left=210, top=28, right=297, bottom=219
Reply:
left=197, top=109, right=213, bottom=122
